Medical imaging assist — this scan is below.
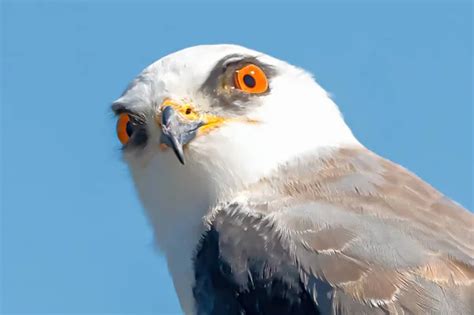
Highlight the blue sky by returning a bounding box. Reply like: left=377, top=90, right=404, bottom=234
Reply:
left=1, top=1, right=472, bottom=314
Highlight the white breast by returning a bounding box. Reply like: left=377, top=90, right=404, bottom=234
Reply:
left=128, top=149, right=216, bottom=314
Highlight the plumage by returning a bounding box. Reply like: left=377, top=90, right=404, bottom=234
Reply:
left=196, top=148, right=473, bottom=314
left=112, top=44, right=473, bottom=314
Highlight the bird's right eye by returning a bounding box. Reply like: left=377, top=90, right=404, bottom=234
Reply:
left=116, top=113, right=134, bottom=145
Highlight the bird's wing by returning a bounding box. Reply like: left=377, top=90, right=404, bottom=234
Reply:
left=199, top=147, right=473, bottom=314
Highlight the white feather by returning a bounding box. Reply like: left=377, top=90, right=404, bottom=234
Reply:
left=117, top=44, right=361, bottom=314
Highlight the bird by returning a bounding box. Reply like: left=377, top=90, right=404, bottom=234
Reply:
left=112, top=44, right=473, bottom=315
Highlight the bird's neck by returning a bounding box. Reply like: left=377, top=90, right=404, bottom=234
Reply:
left=129, top=115, right=361, bottom=313
left=130, top=152, right=216, bottom=314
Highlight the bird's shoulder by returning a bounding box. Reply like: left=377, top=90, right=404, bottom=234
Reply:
left=196, top=147, right=473, bottom=314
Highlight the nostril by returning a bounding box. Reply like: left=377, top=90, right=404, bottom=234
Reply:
left=185, top=108, right=192, bottom=115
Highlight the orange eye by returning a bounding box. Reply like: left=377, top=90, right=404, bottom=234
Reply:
left=116, top=113, right=133, bottom=145
left=234, top=64, right=268, bottom=94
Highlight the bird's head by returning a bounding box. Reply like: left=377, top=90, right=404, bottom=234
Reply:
left=113, top=45, right=358, bottom=205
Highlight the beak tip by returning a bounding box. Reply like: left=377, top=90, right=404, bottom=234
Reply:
left=159, top=104, right=200, bottom=165
left=171, top=142, right=186, bottom=165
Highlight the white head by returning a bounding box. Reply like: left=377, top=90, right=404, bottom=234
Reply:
left=113, top=43, right=360, bottom=244
left=112, top=44, right=359, bottom=313
left=114, top=44, right=358, bottom=197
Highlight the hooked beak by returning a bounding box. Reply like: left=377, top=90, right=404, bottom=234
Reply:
left=159, top=105, right=204, bottom=165
left=158, top=99, right=228, bottom=165
left=158, top=99, right=257, bottom=164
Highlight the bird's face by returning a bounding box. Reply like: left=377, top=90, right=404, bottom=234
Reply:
left=112, top=45, right=356, bottom=205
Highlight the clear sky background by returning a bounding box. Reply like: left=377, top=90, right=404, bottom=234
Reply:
left=1, top=1, right=472, bottom=314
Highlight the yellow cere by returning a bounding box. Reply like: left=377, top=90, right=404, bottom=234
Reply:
left=160, top=99, right=201, bottom=121
left=159, top=99, right=260, bottom=137
left=159, top=99, right=228, bottom=136
left=197, top=114, right=227, bottom=136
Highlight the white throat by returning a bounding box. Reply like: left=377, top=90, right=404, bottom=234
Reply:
left=126, top=92, right=359, bottom=314
left=120, top=44, right=361, bottom=314
left=129, top=150, right=213, bottom=315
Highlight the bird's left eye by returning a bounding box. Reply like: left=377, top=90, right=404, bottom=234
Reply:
left=116, top=113, right=135, bottom=145
left=234, top=64, right=268, bottom=94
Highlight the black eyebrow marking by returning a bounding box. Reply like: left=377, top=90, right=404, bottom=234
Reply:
left=111, top=102, right=146, bottom=119
left=111, top=102, right=130, bottom=115
left=221, top=54, right=250, bottom=69
left=220, top=54, right=276, bottom=75
left=111, top=102, right=147, bottom=126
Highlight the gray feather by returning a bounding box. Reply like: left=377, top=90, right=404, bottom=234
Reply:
left=204, top=147, right=473, bottom=314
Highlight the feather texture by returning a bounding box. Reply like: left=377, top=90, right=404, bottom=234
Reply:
left=195, top=147, right=473, bottom=314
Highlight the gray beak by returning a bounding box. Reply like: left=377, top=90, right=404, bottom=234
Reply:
left=159, top=106, right=203, bottom=165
